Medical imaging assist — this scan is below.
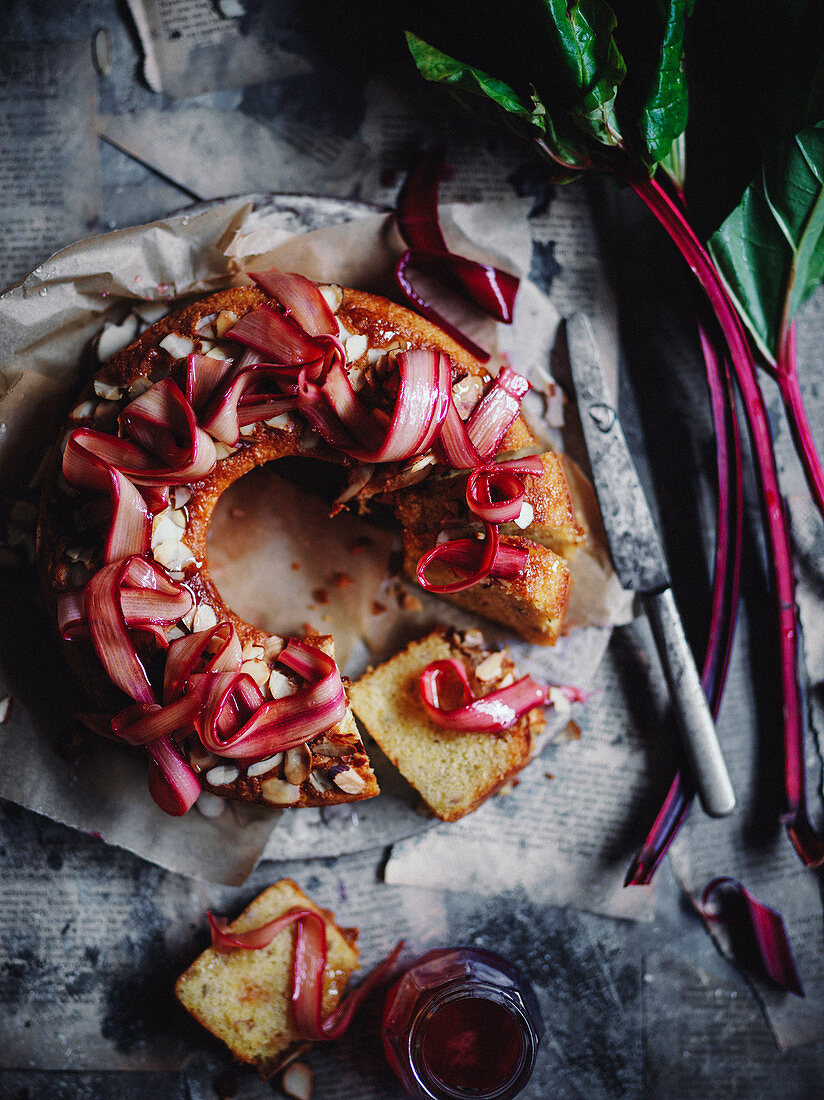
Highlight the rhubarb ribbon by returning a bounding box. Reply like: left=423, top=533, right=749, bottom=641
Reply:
left=208, top=906, right=404, bottom=1040
left=419, top=656, right=586, bottom=733
left=700, top=877, right=804, bottom=997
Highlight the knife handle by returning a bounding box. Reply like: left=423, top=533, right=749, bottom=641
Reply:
left=642, top=589, right=736, bottom=818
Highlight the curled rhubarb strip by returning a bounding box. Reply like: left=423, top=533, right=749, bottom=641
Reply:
left=438, top=366, right=531, bottom=469
left=163, top=622, right=242, bottom=703
left=701, top=877, right=805, bottom=997
left=186, top=352, right=237, bottom=414
left=466, top=455, right=544, bottom=523
left=189, top=639, right=347, bottom=760
left=208, top=906, right=404, bottom=1040
left=62, top=435, right=151, bottom=564
left=227, top=302, right=325, bottom=364
left=111, top=695, right=201, bottom=746
left=67, top=385, right=216, bottom=491
left=300, top=349, right=452, bottom=464
left=420, top=658, right=547, bottom=732
left=83, top=555, right=194, bottom=703
left=248, top=269, right=338, bottom=337
left=147, top=734, right=201, bottom=817
left=416, top=454, right=540, bottom=593
left=199, top=366, right=300, bottom=444
left=416, top=521, right=525, bottom=594
left=395, top=146, right=520, bottom=324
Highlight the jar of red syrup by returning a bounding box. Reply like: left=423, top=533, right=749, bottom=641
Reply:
left=382, top=947, right=544, bottom=1099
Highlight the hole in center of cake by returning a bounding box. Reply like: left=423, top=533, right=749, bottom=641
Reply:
left=206, top=459, right=396, bottom=669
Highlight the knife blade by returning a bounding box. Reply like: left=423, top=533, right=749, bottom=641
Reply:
left=566, top=312, right=735, bottom=818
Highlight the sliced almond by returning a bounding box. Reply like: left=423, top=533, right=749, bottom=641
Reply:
left=475, top=652, right=505, bottom=682
left=284, top=744, right=311, bottom=785
left=152, top=538, right=195, bottom=572
left=514, top=501, right=534, bottom=529
left=313, top=740, right=349, bottom=758
left=260, top=777, right=301, bottom=805
left=188, top=746, right=219, bottom=774
left=127, top=376, right=154, bottom=399
left=93, top=378, right=123, bottom=401
left=151, top=509, right=182, bottom=548
left=239, top=423, right=256, bottom=437
left=195, top=791, right=226, bottom=818
left=205, top=763, right=239, bottom=787
left=159, top=333, right=196, bottom=360
left=282, top=1061, right=313, bottom=1100
left=98, top=314, right=140, bottom=362
left=171, top=486, right=192, bottom=509
left=241, top=641, right=265, bottom=661
left=308, top=769, right=333, bottom=793
left=268, top=668, right=296, bottom=700
left=317, top=284, right=342, bottom=313
left=195, top=312, right=218, bottom=336
left=247, top=753, right=284, bottom=778
left=331, top=766, right=366, bottom=794
left=192, top=604, right=218, bottom=632
left=214, top=441, right=239, bottom=461
left=263, top=635, right=285, bottom=661
left=265, top=412, right=291, bottom=430
left=214, top=310, right=238, bottom=338
left=344, top=334, right=368, bottom=362
left=70, top=400, right=96, bottom=420
left=241, top=659, right=270, bottom=689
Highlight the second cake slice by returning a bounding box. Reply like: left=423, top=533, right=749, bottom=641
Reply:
left=348, top=628, right=545, bottom=822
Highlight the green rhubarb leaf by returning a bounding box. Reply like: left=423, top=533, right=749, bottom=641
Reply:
left=536, top=0, right=626, bottom=149
left=637, top=0, right=689, bottom=164
left=708, top=121, right=824, bottom=364
left=405, top=31, right=590, bottom=172
left=610, top=0, right=690, bottom=168
left=405, top=32, right=548, bottom=135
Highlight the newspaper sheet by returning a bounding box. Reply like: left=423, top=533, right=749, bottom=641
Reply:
left=100, top=106, right=372, bottom=203
left=0, top=41, right=99, bottom=294
left=644, top=953, right=824, bottom=1097
left=125, top=0, right=309, bottom=98
left=669, top=394, right=824, bottom=1048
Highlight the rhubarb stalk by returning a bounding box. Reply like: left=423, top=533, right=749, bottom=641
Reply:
left=629, top=175, right=824, bottom=868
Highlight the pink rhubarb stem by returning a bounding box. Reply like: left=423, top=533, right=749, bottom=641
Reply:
left=775, top=322, right=824, bottom=521
left=626, top=331, right=743, bottom=885
left=628, top=175, right=824, bottom=868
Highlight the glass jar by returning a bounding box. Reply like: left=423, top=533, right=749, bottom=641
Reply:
left=382, top=947, right=544, bottom=1100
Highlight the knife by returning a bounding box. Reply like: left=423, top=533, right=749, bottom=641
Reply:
left=566, top=313, right=735, bottom=818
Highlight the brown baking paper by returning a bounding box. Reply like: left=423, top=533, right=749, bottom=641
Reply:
left=0, top=194, right=629, bottom=882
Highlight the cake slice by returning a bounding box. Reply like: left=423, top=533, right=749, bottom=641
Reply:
left=175, top=879, right=360, bottom=1078
left=393, top=450, right=584, bottom=560
left=348, top=628, right=545, bottom=821
left=402, top=530, right=571, bottom=646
